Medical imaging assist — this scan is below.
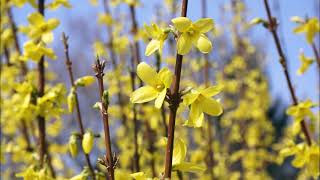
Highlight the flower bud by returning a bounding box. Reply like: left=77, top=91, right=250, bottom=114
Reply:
left=69, top=135, right=78, bottom=158
left=82, top=131, right=94, bottom=154
left=75, top=76, right=95, bottom=87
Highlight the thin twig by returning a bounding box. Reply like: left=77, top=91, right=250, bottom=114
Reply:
left=62, top=33, right=96, bottom=180
left=263, top=0, right=312, bottom=145
left=164, top=0, right=188, bottom=178
left=92, top=57, right=115, bottom=180
left=128, top=4, right=142, bottom=171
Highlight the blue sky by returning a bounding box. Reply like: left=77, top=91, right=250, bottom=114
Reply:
left=12, top=0, right=319, bottom=105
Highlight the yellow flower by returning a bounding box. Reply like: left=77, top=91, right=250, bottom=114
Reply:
left=46, top=0, right=72, bottom=10
left=25, top=12, right=60, bottom=43
left=98, top=13, right=113, bottom=26
left=16, top=166, right=37, bottom=180
left=20, top=41, right=56, bottom=62
left=130, top=62, right=173, bottom=109
left=171, top=17, right=214, bottom=55
left=280, top=143, right=320, bottom=179
left=293, top=17, right=320, bottom=44
left=297, top=52, right=314, bottom=75
left=183, top=85, right=223, bottom=127
left=82, top=131, right=94, bottom=154
left=286, top=99, right=316, bottom=122
left=172, top=138, right=206, bottom=173
left=144, top=23, right=169, bottom=56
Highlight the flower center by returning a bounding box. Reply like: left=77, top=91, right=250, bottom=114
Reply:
left=156, top=84, right=164, bottom=91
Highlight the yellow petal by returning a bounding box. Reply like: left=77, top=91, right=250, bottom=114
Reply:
left=177, top=33, right=193, bottom=55
left=28, top=12, right=44, bottom=25
left=183, top=90, right=200, bottom=105
left=292, top=152, right=307, bottom=168
left=195, top=34, right=212, bottom=54
left=47, top=18, right=60, bottom=30
left=199, top=97, right=223, bottom=116
left=145, top=39, right=160, bottom=56
left=306, top=26, right=316, bottom=44
left=172, top=138, right=187, bottom=165
left=286, top=106, right=297, bottom=116
left=42, top=32, right=53, bottom=43
left=158, top=67, right=173, bottom=88
left=185, top=103, right=203, bottom=128
left=293, top=24, right=306, bottom=34
left=130, top=86, right=158, bottom=103
left=193, top=18, right=214, bottom=33
left=173, top=162, right=206, bottom=172
left=171, top=17, right=192, bottom=32
left=155, top=89, right=166, bottom=109
left=200, top=85, right=222, bottom=97
left=137, top=62, right=160, bottom=86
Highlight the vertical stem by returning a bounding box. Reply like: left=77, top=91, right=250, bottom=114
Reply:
left=129, top=46, right=140, bottom=172
left=311, top=42, right=320, bottom=110
left=6, top=6, right=27, bottom=75
left=93, top=58, right=114, bottom=180
left=164, top=1, right=188, bottom=178
left=129, top=4, right=141, bottom=172
left=263, top=0, right=312, bottom=145
left=37, top=0, right=47, bottom=169
left=62, top=33, right=96, bottom=180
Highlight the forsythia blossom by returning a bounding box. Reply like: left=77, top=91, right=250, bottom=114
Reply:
left=293, top=17, right=320, bottom=44
left=20, top=41, right=56, bottom=62
left=286, top=99, right=316, bottom=123
left=280, top=142, right=320, bottom=178
left=22, top=12, right=60, bottom=43
left=171, top=17, right=214, bottom=55
left=144, top=23, right=169, bottom=56
left=297, top=52, right=314, bottom=75
left=130, top=62, right=173, bottom=109
left=183, top=85, right=223, bottom=127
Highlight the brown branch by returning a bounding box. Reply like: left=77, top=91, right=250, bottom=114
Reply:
left=128, top=4, right=142, bottom=172
left=311, top=42, right=320, bottom=71
left=62, top=33, right=96, bottom=180
left=92, top=58, right=115, bottom=180
left=164, top=1, right=188, bottom=178
left=37, top=0, right=47, bottom=169
left=6, top=6, right=27, bottom=75
left=263, top=0, right=312, bottom=145
left=129, top=45, right=140, bottom=172
left=311, top=42, right=320, bottom=113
